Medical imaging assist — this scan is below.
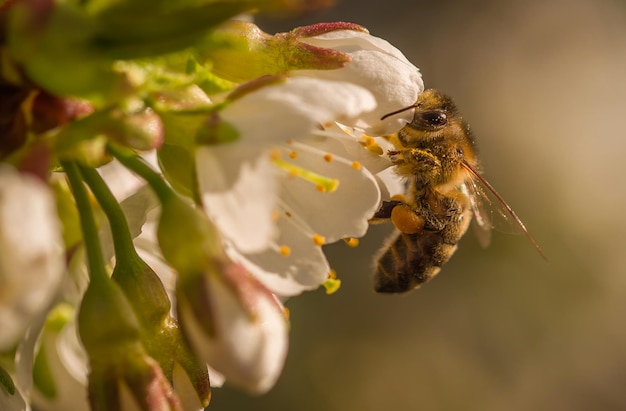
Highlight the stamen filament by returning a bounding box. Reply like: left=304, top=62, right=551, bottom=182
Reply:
left=273, top=158, right=339, bottom=193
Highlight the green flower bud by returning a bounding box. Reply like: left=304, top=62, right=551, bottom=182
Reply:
left=196, top=21, right=357, bottom=83
left=77, top=279, right=140, bottom=355
left=157, top=194, right=223, bottom=275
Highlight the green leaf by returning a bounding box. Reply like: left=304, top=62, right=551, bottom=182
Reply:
left=7, top=2, right=132, bottom=105
left=89, top=1, right=259, bottom=60
left=33, top=344, right=57, bottom=399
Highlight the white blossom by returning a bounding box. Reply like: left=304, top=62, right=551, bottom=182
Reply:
left=0, top=166, right=64, bottom=350
left=295, top=29, right=424, bottom=135
left=196, top=28, right=422, bottom=297
left=31, top=308, right=90, bottom=411
left=197, top=76, right=377, bottom=254
left=177, top=262, right=288, bottom=394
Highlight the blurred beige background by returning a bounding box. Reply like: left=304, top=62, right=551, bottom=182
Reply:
left=212, top=0, right=626, bottom=409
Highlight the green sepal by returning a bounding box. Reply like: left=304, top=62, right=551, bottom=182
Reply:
left=0, top=366, right=15, bottom=396
left=53, top=107, right=163, bottom=164
left=157, top=143, right=196, bottom=199
left=157, top=195, right=223, bottom=275
left=195, top=20, right=353, bottom=83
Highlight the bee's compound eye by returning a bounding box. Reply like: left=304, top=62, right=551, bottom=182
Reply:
left=421, top=110, right=447, bottom=126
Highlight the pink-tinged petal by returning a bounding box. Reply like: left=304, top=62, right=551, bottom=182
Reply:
left=290, top=22, right=368, bottom=38
left=295, top=30, right=424, bottom=135
left=177, top=263, right=288, bottom=394
left=201, top=22, right=352, bottom=82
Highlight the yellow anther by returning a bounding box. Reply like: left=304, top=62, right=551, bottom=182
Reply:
left=351, top=161, right=362, bottom=170
left=367, top=144, right=384, bottom=156
left=323, top=153, right=333, bottom=162
left=312, top=234, right=326, bottom=246
left=279, top=245, right=291, bottom=257
left=322, top=270, right=341, bottom=294
left=289, top=151, right=298, bottom=159
left=271, top=210, right=281, bottom=221
left=283, top=307, right=290, bottom=320
left=360, top=135, right=383, bottom=155
left=343, top=237, right=359, bottom=247
left=269, top=149, right=281, bottom=161
left=361, top=135, right=376, bottom=145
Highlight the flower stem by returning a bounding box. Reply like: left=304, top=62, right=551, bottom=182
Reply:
left=61, top=161, right=108, bottom=285
left=79, top=165, right=137, bottom=262
left=106, top=144, right=175, bottom=205
left=80, top=164, right=174, bottom=329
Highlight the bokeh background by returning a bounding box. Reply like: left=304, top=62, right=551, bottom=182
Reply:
left=211, top=0, right=626, bottom=409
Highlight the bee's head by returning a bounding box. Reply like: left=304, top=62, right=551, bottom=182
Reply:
left=409, top=89, right=458, bottom=131
left=380, top=89, right=459, bottom=132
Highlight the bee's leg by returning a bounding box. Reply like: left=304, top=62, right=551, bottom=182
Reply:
left=390, top=203, right=425, bottom=234
left=369, top=194, right=407, bottom=223
left=388, top=148, right=442, bottom=180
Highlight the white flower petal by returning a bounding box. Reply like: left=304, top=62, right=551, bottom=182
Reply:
left=304, top=126, right=393, bottom=174
left=277, top=143, right=381, bottom=243
left=0, top=166, right=64, bottom=350
left=207, top=367, right=225, bottom=388
left=31, top=314, right=89, bottom=411
left=297, top=30, right=423, bottom=135
left=0, top=378, right=29, bottom=411
left=96, top=159, right=146, bottom=201
left=227, top=213, right=331, bottom=297
left=197, top=145, right=279, bottom=254
left=376, top=166, right=407, bottom=201
left=220, top=77, right=377, bottom=144
left=100, top=184, right=159, bottom=262
left=178, top=269, right=288, bottom=394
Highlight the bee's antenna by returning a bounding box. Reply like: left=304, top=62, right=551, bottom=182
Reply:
left=380, top=104, right=418, bottom=121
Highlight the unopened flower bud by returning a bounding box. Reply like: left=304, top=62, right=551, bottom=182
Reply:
left=197, top=21, right=356, bottom=83
left=177, top=259, right=288, bottom=394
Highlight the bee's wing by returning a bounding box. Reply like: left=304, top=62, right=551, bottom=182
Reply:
left=460, top=180, right=492, bottom=248
left=461, top=161, right=548, bottom=261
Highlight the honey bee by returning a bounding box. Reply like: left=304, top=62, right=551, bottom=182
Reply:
left=371, top=89, right=546, bottom=293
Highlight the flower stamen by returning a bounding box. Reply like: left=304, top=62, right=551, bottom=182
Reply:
left=312, top=233, right=325, bottom=246
left=359, top=135, right=384, bottom=155
left=273, top=158, right=339, bottom=193
left=343, top=237, right=359, bottom=247
left=278, top=245, right=291, bottom=256
left=322, top=269, right=341, bottom=294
